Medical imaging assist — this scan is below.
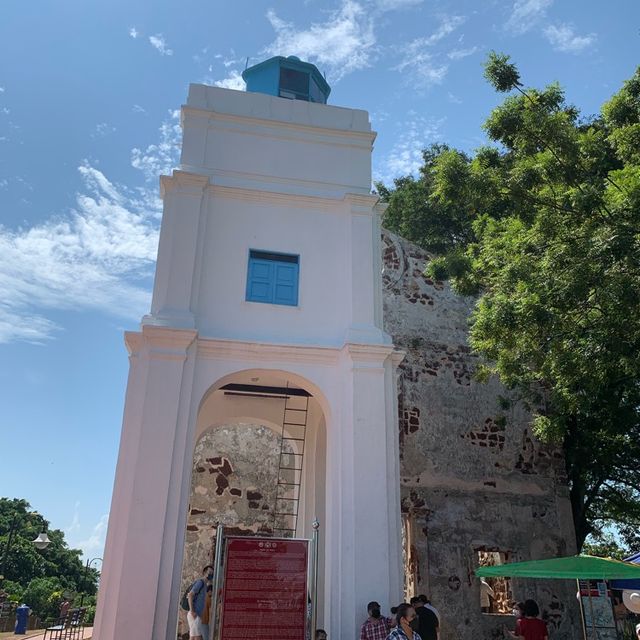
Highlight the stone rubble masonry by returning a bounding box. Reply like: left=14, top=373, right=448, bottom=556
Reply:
left=382, top=230, right=580, bottom=639
left=178, top=229, right=581, bottom=640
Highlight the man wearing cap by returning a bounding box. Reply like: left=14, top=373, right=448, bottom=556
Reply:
left=360, top=601, right=391, bottom=640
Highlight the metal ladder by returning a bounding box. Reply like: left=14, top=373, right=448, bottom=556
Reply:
left=272, top=390, right=309, bottom=538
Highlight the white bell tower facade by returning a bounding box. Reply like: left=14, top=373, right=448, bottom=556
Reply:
left=94, top=56, right=404, bottom=640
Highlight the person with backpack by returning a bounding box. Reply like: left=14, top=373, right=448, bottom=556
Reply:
left=183, top=564, right=214, bottom=640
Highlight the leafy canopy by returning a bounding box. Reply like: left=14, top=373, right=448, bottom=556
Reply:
left=0, top=498, right=99, bottom=619
left=379, top=53, right=640, bottom=552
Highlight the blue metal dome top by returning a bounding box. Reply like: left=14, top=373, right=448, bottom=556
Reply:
left=242, top=56, right=331, bottom=104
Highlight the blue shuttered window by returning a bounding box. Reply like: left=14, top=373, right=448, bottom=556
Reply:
left=246, top=250, right=299, bottom=306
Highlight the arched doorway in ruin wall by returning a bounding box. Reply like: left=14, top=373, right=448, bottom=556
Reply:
left=176, top=368, right=328, bottom=638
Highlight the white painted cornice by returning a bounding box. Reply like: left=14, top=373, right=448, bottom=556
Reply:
left=391, top=349, right=406, bottom=368
left=208, top=183, right=375, bottom=210
left=179, top=165, right=370, bottom=200
left=124, top=331, right=145, bottom=357
left=161, top=167, right=377, bottom=210
left=181, top=105, right=376, bottom=148
left=139, top=325, right=199, bottom=361
left=343, top=342, right=396, bottom=364
left=160, top=171, right=209, bottom=198
left=196, top=336, right=341, bottom=365
left=344, top=193, right=380, bottom=210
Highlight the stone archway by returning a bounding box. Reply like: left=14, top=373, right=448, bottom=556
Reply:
left=176, top=369, right=328, bottom=638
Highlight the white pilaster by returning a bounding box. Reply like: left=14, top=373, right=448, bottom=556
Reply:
left=94, top=327, right=197, bottom=640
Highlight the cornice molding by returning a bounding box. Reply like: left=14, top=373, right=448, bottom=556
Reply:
left=180, top=165, right=370, bottom=201
left=160, top=171, right=209, bottom=198
left=391, top=349, right=406, bottom=368
left=196, top=336, right=341, bottom=365
left=140, top=325, right=198, bottom=361
left=124, top=331, right=145, bottom=358
left=343, top=342, right=396, bottom=363
left=181, top=104, right=376, bottom=147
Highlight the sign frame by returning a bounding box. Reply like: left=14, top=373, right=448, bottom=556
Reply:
left=208, top=526, right=319, bottom=640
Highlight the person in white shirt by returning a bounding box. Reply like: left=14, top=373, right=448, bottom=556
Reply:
left=480, top=578, right=495, bottom=613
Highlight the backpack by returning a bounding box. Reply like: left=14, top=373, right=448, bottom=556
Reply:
left=180, top=579, right=204, bottom=612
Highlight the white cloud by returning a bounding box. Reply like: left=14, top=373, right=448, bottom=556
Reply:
left=131, top=110, right=181, bottom=182
left=74, top=514, right=109, bottom=559
left=149, top=34, right=173, bottom=56
left=264, top=1, right=376, bottom=81
left=129, top=27, right=139, bottom=39
left=376, top=113, right=444, bottom=183
left=447, top=46, right=478, bottom=60
left=1, top=107, right=10, bottom=115
left=0, top=165, right=160, bottom=344
left=393, top=15, right=465, bottom=86
left=375, top=0, right=422, bottom=9
left=447, top=91, right=463, bottom=104
left=92, top=122, right=116, bottom=138
left=422, top=14, right=466, bottom=46
left=0, top=87, right=5, bottom=93
left=505, top=0, right=553, bottom=35
left=132, top=104, right=146, bottom=114
left=66, top=501, right=81, bottom=535
left=0, top=179, right=8, bottom=190
left=543, top=23, right=596, bottom=53
left=394, top=47, right=449, bottom=87
left=0, top=109, right=183, bottom=345
left=192, top=46, right=209, bottom=64
left=214, top=70, right=246, bottom=91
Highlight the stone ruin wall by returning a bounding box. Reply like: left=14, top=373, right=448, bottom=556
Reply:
left=178, top=423, right=283, bottom=638
left=177, top=229, right=583, bottom=639
left=382, top=229, right=581, bottom=640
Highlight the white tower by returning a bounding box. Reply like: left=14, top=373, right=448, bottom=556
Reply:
left=94, top=56, right=404, bottom=640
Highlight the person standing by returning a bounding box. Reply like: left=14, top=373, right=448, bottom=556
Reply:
left=418, top=595, right=439, bottom=625
left=386, top=603, right=422, bottom=640
left=361, top=601, right=391, bottom=640
left=410, top=596, right=438, bottom=640
left=187, top=564, right=214, bottom=640
left=480, top=578, right=495, bottom=613
left=505, top=599, right=548, bottom=640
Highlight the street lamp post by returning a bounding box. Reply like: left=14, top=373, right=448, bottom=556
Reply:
left=79, top=558, right=102, bottom=608
left=0, top=511, right=50, bottom=589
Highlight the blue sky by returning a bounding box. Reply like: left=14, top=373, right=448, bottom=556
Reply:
left=0, top=0, right=637, bottom=560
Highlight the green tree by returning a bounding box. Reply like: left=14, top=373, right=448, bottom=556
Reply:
left=21, top=577, right=65, bottom=622
left=381, top=54, right=640, bottom=551
left=0, top=498, right=99, bottom=619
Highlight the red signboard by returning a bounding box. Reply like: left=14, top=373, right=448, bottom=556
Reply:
left=220, top=537, right=309, bottom=640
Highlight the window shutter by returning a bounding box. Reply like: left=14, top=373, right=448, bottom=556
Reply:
left=246, top=258, right=275, bottom=303
left=273, top=262, right=299, bottom=306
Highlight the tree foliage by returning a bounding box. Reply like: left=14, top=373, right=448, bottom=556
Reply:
left=0, top=498, right=99, bottom=619
left=380, top=54, right=640, bottom=551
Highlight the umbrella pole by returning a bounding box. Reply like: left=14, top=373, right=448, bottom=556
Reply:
left=577, top=580, right=588, bottom=640
left=587, top=584, right=596, bottom=640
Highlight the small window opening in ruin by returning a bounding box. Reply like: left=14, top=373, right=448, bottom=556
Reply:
left=476, top=549, right=513, bottom=615
left=402, top=513, right=420, bottom=600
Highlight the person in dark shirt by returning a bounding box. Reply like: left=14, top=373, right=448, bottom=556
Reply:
left=410, top=596, right=439, bottom=640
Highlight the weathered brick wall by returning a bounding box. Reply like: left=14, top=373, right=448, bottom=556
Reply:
left=382, top=229, right=581, bottom=639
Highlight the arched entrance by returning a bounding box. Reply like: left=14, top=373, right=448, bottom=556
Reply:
left=176, top=369, right=327, bottom=638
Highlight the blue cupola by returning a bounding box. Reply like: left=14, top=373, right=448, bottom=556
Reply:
left=242, top=56, right=331, bottom=104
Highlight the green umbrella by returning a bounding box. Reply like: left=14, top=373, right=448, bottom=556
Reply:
left=475, top=554, right=640, bottom=580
